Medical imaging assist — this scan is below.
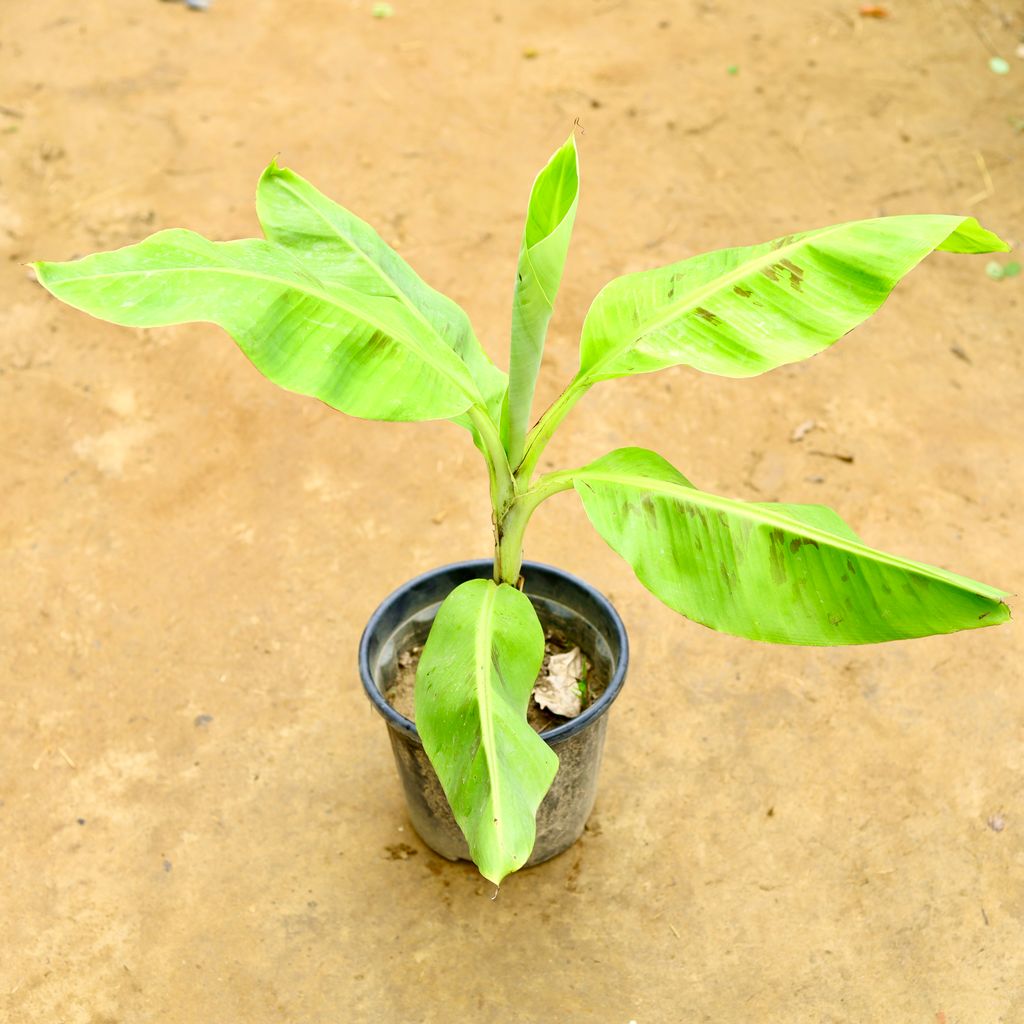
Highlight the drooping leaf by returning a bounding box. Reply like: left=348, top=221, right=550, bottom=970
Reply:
left=579, top=215, right=1009, bottom=385
left=34, top=229, right=484, bottom=422
left=415, top=578, right=557, bottom=884
left=573, top=447, right=1010, bottom=645
left=501, top=136, right=580, bottom=466
left=256, top=161, right=507, bottom=428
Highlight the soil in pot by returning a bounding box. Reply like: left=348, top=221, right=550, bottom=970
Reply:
left=384, top=627, right=609, bottom=733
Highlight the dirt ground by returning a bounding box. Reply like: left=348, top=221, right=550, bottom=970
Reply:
left=2, top=1, right=1023, bottom=1021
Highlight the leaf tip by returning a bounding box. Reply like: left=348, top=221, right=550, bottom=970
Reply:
left=473, top=850, right=510, bottom=887
left=29, top=260, right=52, bottom=289
left=951, top=216, right=1012, bottom=254
left=261, top=154, right=288, bottom=181
left=983, top=229, right=1013, bottom=255
left=562, top=133, right=581, bottom=174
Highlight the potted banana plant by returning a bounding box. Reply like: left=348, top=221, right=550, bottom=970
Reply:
left=34, top=136, right=1011, bottom=887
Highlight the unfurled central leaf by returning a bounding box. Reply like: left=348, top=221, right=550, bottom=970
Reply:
left=415, top=578, right=557, bottom=885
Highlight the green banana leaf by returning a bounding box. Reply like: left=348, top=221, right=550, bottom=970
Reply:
left=256, top=161, right=507, bottom=430
left=578, top=215, right=1009, bottom=384
left=501, top=137, right=579, bottom=466
left=34, top=229, right=485, bottom=422
left=415, top=578, right=557, bottom=885
left=573, top=447, right=1010, bottom=645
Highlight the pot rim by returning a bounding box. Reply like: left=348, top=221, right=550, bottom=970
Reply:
left=358, top=559, right=629, bottom=745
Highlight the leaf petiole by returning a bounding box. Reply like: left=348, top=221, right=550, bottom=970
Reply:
left=515, top=371, right=592, bottom=484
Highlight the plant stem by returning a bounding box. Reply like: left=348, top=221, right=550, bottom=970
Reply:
left=466, top=404, right=522, bottom=582
left=491, top=369, right=592, bottom=583
left=515, top=372, right=591, bottom=485
left=494, top=469, right=577, bottom=584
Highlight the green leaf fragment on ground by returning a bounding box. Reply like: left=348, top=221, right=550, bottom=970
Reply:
left=987, top=260, right=1021, bottom=280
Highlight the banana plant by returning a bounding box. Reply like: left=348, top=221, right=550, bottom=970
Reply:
left=35, top=136, right=1012, bottom=885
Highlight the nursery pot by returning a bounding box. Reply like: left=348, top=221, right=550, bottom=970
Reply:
left=359, top=560, right=629, bottom=867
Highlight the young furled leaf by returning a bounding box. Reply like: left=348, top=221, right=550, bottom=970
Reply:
left=501, top=137, right=579, bottom=467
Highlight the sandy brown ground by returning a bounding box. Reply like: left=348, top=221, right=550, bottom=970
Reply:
left=2, top=1, right=1023, bottom=1021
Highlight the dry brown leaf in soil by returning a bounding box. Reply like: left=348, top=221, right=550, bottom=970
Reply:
left=533, top=647, right=584, bottom=718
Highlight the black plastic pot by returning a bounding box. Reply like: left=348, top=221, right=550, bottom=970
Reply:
left=359, top=559, right=629, bottom=867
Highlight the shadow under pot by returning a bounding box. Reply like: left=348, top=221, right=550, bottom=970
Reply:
left=358, top=559, right=629, bottom=868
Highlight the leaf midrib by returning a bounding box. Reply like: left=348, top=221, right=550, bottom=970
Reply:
left=575, top=466, right=1006, bottom=601
left=474, top=583, right=506, bottom=854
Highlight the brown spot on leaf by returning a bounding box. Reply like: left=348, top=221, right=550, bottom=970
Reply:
left=733, top=284, right=753, bottom=298
left=686, top=505, right=708, bottom=525
left=694, top=306, right=723, bottom=326
left=763, top=260, right=804, bottom=291
left=364, top=330, right=393, bottom=357
left=789, top=537, right=819, bottom=554
left=768, top=528, right=787, bottom=584
left=779, top=259, right=804, bottom=291
left=719, top=561, right=734, bottom=592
